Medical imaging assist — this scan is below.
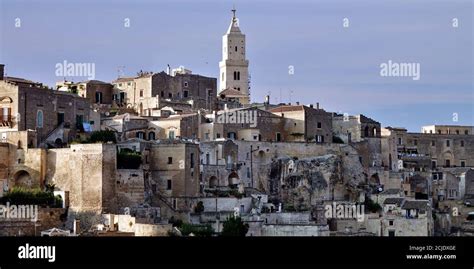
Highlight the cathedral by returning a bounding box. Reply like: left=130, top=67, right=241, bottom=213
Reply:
left=218, top=8, right=250, bottom=105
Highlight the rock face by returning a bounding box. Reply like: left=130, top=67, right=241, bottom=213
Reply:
left=268, top=147, right=367, bottom=211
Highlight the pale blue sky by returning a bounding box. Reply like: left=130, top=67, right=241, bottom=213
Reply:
left=0, top=0, right=472, bottom=131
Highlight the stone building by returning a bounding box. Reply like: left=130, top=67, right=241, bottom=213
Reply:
left=383, top=125, right=474, bottom=169
left=114, top=70, right=217, bottom=115
left=268, top=104, right=332, bottom=143
left=219, top=8, right=250, bottom=105
left=149, top=141, right=201, bottom=213
left=57, top=79, right=114, bottom=106
left=0, top=65, right=94, bottom=146
left=332, top=114, right=381, bottom=143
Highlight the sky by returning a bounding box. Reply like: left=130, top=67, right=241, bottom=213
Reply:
left=0, top=0, right=472, bottom=131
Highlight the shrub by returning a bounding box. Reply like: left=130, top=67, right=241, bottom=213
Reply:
left=0, top=187, right=63, bottom=207
left=88, top=130, right=117, bottom=144
left=221, top=216, right=249, bottom=237
left=117, top=149, right=142, bottom=169
left=365, top=198, right=382, bottom=213
left=180, top=223, right=214, bottom=237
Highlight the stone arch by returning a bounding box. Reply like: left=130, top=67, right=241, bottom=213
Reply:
left=209, top=176, right=218, bottom=188
left=364, top=126, right=369, bottom=137
left=13, top=170, right=33, bottom=188
left=148, top=132, right=156, bottom=140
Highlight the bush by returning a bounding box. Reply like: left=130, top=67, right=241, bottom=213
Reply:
left=88, top=130, right=117, bottom=144
left=180, top=223, right=214, bottom=237
left=117, top=149, right=142, bottom=169
left=0, top=187, right=63, bottom=207
left=364, top=198, right=382, bottom=213
left=221, top=216, right=249, bottom=237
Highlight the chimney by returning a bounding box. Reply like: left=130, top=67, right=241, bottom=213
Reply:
left=316, top=102, right=320, bottom=109
left=309, top=104, right=314, bottom=108
left=265, top=95, right=270, bottom=104
left=296, top=101, right=300, bottom=105
left=167, top=64, right=171, bottom=75
left=0, top=64, right=4, bottom=80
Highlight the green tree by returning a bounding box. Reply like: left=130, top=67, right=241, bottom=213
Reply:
left=88, top=130, right=117, bottom=143
left=221, top=216, right=249, bottom=237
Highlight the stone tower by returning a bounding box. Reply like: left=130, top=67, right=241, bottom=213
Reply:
left=219, top=8, right=250, bottom=104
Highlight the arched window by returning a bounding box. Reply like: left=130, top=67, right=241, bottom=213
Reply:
left=36, top=110, right=43, bottom=128
left=233, top=71, right=237, bottom=80
left=148, top=132, right=156, bottom=140
left=237, top=71, right=240, bottom=80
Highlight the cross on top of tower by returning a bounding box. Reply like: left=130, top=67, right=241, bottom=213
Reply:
left=231, top=6, right=236, bottom=19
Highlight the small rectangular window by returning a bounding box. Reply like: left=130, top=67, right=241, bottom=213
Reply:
left=168, top=157, right=173, bottom=164
left=167, top=180, right=172, bottom=190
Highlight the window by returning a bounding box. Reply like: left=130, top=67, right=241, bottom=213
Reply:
left=461, top=160, right=466, bottom=167
left=95, top=92, right=103, bottom=103
left=160, top=91, right=164, bottom=98
left=172, top=199, right=177, bottom=209
left=36, top=110, right=44, bottom=128
left=184, top=81, right=188, bottom=87
left=446, top=140, right=450, bottom=147
left=168, top=93, right=172, bottom=98
left=216, top=133, right=221, bottom=139
left=168, top=157, right=173, bottom=164
left=461, top=140, right=465, bottom=147
left=317, top=122, right=322, bottom=129
left=167, top=180, right=172, bottom=190
left=183, top=91, right=189, bottom=98
left=431, top=140, right=435, bottom=146
left=227, top=132, right=236, bottom=139
left=388, top=231, right=395, bottom=237
left=247, top=167, right=251, bottom=178
left=389, top=220, right=394, bottom=226
left=206, top=153, right=210, bottom=164
left=169, top=130, right=175, bottom=139
left=316, top=135, right=324, bottom=143
left=136, top=132, right=144, bottom=139
left=139, top=90, right=144, bottom=97
left=456, top=130, right=460, bottom=135
left=438, top=130, right=441, bottom=134
left=233, top=71, right=240, bottom=81
left=148, top=132, right=155, bottom=140
left=1, top=107, right=11, bottom=122
left=465, top=130, right=469, bottom=135
left=398, top=138, right=402, bottom=145
left=445, top=159, right=451, bottom=167
left=431, top=160, right=436, bottom=169
left=119, top=83, right=122, bottom=87
left=235, top=46, right=238, bottom=52
left=414, top=139, right=418, bottom=146
left=276, top=132, right=281, bottom=142
left=127, top=82, right=131, bottom=86
left=190, top=153, right=194, bottom=168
